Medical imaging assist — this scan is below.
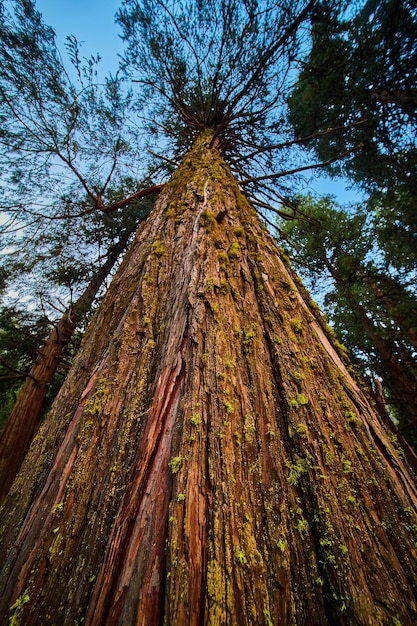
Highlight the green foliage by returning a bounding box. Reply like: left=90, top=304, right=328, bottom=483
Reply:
left=0, top=303, right=50, bottom=429
left=288, top=16, right=417, bottom=443
left=286, top=460, right=305, bottom=485
left=280, top=193, right=417, bottom=448
left=288, top=0, right=417, bottom=192
left=236, top=550, right=248, bottom=565
left=0, top=0, right=144, bottom=216
left=296, top=394, right=308, bottom=406
left=199, top=210, right=217, bottom=231
left=0, top=0, right=155, bottom=332
left=169, top=456, right=184, bottom=474
left=290, top=319, right=303, bottom=335
left=9, top=592, right=30, bottom=626
left=228, top=242, right=241, bottom=259
left=117, top=0, right=315, bottom=188
left=296, top=515, right=309, bottom=539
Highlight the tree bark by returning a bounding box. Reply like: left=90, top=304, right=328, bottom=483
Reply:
left=1, top=131, right=417, bottom=625
left=0, top=230, right=137, bottom=505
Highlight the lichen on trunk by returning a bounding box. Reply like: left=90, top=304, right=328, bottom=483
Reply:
left=1, top=130, right=417, bottom=625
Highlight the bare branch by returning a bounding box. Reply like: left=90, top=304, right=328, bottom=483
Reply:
left=225, top=1, right=315, bottom=115
left=239, top=143, right=365, bottom=186
left=0, top=358, right=39, bottom=383
left=242, top=119, right=369, bottom=159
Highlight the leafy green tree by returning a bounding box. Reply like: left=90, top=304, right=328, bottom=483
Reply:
left=0, top=0, right=160, bottom=311
left=287, top=0, right=417, bottom=445
left=0, top=0, right=144, bottom=218
left=0, top=192, right=155, bottom=505
left=288, top=0, right=417, bottom=190
left=0, top=0, right=164, bottom=498
left=280, top=194, right=417, bottom=446
left=369, top=183, right=417, bottom=277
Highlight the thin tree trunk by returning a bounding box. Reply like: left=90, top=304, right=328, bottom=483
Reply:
left=1, top=131, right=417, bottom=625
left=0, top=230, right=137, bottom=504
left=358, top=267, right=417, bottom=353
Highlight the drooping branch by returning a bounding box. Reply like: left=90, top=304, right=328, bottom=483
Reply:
left=90, top=183, right=165, bottom=215
left=0, top=358, right=38, bottom=383
left=16, top=184, right=165, bottom=221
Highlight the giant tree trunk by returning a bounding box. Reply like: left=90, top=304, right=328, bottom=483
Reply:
left=1, top=131, right=417, bottom=625
left=0, top=230, right=137, bottom=505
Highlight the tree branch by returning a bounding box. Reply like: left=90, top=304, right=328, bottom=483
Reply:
left=242, top=119, right=369, bottom=159
left=239, top=143, right=365, bottom=186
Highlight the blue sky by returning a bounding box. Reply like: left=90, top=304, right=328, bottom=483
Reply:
left=36, top=0, right=124, bottom=75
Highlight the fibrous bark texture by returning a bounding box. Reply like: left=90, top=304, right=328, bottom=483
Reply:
left=0, top=131, right=417, bottom=625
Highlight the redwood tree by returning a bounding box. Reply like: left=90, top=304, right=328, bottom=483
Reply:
left=1, top=1, right=417, bottom=624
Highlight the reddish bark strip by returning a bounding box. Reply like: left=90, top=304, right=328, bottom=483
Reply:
left=86, top=338, right=187, bottom=626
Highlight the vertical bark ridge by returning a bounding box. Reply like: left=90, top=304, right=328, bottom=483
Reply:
left=0, top=130, right=416, bottom=625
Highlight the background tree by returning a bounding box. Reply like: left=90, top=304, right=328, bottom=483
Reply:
left=0, top=1, right=417, bottom=625
left=279, top=194, right=417, bottom=447
left=286, top=0, right=417, bottom=445
left=0, top=191, right=156, bottom=505
left=0, top=0, right=161, bottom=468
left=0, top=0, right=161, bottom=315
left=288, top=0, right=417, bottom=191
